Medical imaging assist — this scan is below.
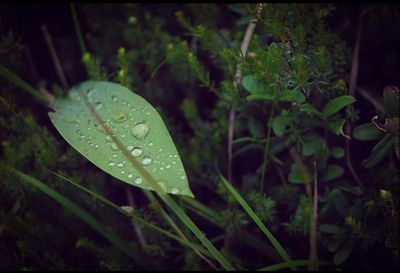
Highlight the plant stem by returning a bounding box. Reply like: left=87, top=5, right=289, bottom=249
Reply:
left=345, top=14, right=365, bottom=192
left=308, top=161, right=319, bottom=270
left=70, top=3, right=87, bottom=55
left=260, top=105, right=275, bottom=191
left=0, top=65, right=50, bottom=105
left=228, top=3, right=261, bottom=183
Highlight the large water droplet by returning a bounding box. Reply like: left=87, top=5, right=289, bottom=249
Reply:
left=134, top=177, right=143, bottom=185
left=116, top=162, right=125, bottom=168
left=108, top=161, right=115, bottom=166
left=128, top=173, right=133, bottom=179
left=170, top=187, right=180, bottom=194
left=131, top=122, right=149, bottom=139
left=112, top=111, right=128, bottom=123
left=142, top=156, right=152, bottom=165
left=131, top=147, right=143, bottom=157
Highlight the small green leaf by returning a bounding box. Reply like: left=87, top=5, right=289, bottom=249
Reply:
left=48, top=81, right=193, bottom=197
left=330, top=147, right=344, bottom=158
left=272, top=115, right=286, bottom=137
left=319, top=224, right=341, bottom=234
left=333, top=240, right=354, bottom=265
left=353, top=123, right=382, bottom=141
left=180, top=98, right=198, bottom=120
left=321, top=165, right=344, bottom=181
left=383, top=85, right=399, bottom=117
left=322, top=95, right=355, bottom=117
left=300, top=103, right=322, bottom=116
left=288, top=163, right=311, bottom=184
left=362, top=134, right=394, bottom=168
left=327, top=119, right=350, bottom=139
left=242, top=75, right=276, bottom=101
left=302, top=136, right=323, bottom=156
left=278, top=90, right=305, bottom=103
left=330, top=189, right=349, bottom=217
left=248, top=116, right=264, bottom=138
left=242, top=75, right=265, bottom=95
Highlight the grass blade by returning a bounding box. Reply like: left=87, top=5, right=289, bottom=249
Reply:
left=13, top=169, right=149, bottom=269
left=219, top=174, right=297, bottom=270
left=0, top=65, right=48, bottom=104
left=48, top=170, right=212, bottom=258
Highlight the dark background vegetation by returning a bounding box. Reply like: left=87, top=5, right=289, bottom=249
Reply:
left=0, top=3, right=399, bottom=271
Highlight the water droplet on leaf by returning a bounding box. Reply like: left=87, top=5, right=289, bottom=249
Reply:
left=131, top=122, right=149, bottom=139
left=142, top=156, right=152, bottom=165
left=131, top=147, right=142, bottom=157
left=134, top=177, right=143, bottom=185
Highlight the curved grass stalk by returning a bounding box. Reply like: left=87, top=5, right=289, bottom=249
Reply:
left=81, top=93, right=234, bottom=270
left=49, top=170, right=212, bottom=258
left=0, top=65, right=49, bottom=105
left=219, top=173, right=297, bottom=271
left=13, top=169, right=149, bottom=269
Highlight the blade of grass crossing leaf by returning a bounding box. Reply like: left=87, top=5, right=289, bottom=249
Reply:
left=13, top=169, right=148, bottom=269
left=77, top=90, right=234, bottom=270
left=220, top=174, right=297, bottom=270
left=0, top=65, right=48, bottom=104
left=143, top=190, right=219, bottom=270
left=49, top=170, right=212, bottom=258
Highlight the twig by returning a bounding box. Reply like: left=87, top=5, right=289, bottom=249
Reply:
left=344, top=13, right=365, bottom=192
left=308, top=161, right=318, bottom=270
left=41, top=24, right=69, bottom=91
left=357, top=87, right=385, bottom=114
left=125, top=188, right=150, bottom=254
left=284, top=139, right=311, bottom=196
left=260, top=106, right=274, bottom=191
left=228, top=4, right=262, bottom=182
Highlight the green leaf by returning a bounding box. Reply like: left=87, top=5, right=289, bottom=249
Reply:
left=302, top=136, right=323, bottom=156
left=330, top=147, right=345, bottom=158
left=272, top=115, right=286, bottom=137
left=248, top=116, right=264, bottom=138
left=242, top=75, right=276, bottom=101
left=48, top=81, right=193, bottom=197
left=321, top=165, right=344, bottom=181
left=353, top=123, right=382, bottom=141
left=300, top=103, right=322, bottom=116
left=362, top=134, right=394, bottom=168
left=278, top=90, right=305, bottom=103
left=319, top=224, right=340, bottom=234
left=242, top=75, right=265, bottom=94
left=383, top=85, right=399, bottom=117
left=333, top=240, right=354, bottom=265
left=330, top=189, right=349, bottom=217
left=327, top=119, right=350, bottom=139
left=322, top=95, right=355, bottom=117
left=288, top=163, right=311, bottom=184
